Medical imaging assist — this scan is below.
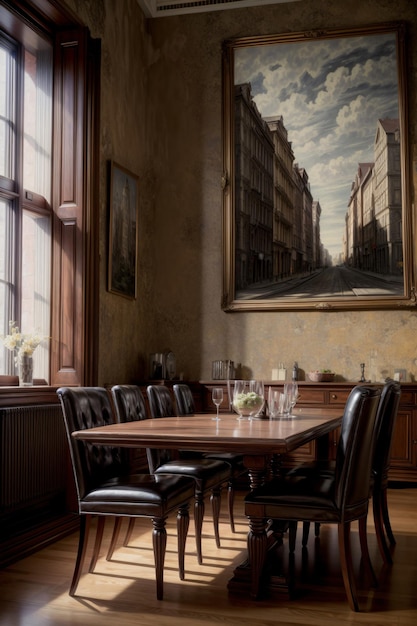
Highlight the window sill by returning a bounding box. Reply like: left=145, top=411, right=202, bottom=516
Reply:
left=0, top=383, right=61, bottom=408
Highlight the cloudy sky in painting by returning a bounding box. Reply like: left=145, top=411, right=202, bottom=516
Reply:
left=234, top=32, right=399, bottom=261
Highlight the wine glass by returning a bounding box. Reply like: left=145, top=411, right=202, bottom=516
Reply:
left=212, top=387, right=223, bottom=421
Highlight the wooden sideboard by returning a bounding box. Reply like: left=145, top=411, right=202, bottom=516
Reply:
left=201, top=380, right=417, bottom=482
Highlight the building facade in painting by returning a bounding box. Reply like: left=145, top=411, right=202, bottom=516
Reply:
left=234, top=83, right=322, bottom=291
left=345, top=119, right=402, bottom=276
left=234, top=83, right=274, bottom=290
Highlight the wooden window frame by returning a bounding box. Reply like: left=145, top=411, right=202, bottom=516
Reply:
left=0, top=0, right=100, bottom=388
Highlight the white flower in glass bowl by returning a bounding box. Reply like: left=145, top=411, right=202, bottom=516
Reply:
left=233, top=382, right=265, bottom=419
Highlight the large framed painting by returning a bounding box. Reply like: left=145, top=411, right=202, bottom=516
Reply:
left=108, top=161, right=139, bottom=299
left=222, top=22, right=414, bottom=311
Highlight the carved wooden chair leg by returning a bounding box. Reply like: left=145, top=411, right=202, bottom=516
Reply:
left=70, top=515, right=91, bottom=596
left=228, top=481, right=236, bottom=532
left=302, top=521, right=310, bottom=546
left=300, top=521, right=322, bottom=547
left=289, top=520, right=298, bottom=552
left=194, top=493, right=205, bottom=565
left=211, top=487, right=222, bottom=548
left=177, top=505, right=190, bottom=580
left=152, top=517, right=167, bottom=601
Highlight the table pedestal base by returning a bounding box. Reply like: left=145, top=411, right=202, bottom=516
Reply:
left=227, top=524, right=294, bottom=598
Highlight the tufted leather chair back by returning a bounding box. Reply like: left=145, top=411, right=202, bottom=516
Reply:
left=57, top=386, right=124, bottom=502
left=334, top=385, right=381, bottom=513
left=146, top=385, right=177, bottom=473
left=111, top=384, right=148, bottom=423
left=147, top=385, right=177, bottom=418
left=173, top=383, right=195, bottom=416
left=372, top=379, right=401, bottom=485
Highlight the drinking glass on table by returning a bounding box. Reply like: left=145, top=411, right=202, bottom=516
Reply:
left=212, top=387, right=224, bottom=421
left=268, top=387, right=281, bottom=418
left=284, top=382, right=299, bottom=417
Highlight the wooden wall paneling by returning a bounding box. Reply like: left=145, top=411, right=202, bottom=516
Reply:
left=51, top=27, right=87, bottom=386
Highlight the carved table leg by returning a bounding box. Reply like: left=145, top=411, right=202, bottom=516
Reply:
left=227, top=454, right=290, bottom=597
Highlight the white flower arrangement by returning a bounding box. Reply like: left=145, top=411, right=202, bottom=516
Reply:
left=234, top=391, right=264, bottom=411
left=1, top=321, right=47, bottom=360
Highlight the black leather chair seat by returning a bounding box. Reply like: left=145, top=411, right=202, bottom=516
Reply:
left=173, top=382, right=247, bottom=533
left=80, top=474, right=195, bottom=515
left=154, top=458, right=232, bottom=494
left=247, top=474, right=368, bottom=523
left=147, top=384, right=233, bottom=563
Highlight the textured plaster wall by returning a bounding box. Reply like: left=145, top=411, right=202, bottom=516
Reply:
left=64, top=0, right=155, bottom=384
left=65, top=0, right=417, bottom=385
left=144, top=0, right=417, bottom=384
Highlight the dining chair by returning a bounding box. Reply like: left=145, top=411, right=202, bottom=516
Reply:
left=288, top=379, right=401, bottom=564
left=146, top=384, right=232, bottom=564
left=107, top=384, right=150, bottom=557
left=57, top=386, right=196, bottom=600
left=366, top=379, right=401, bottom=563
left=244, top=385, right=382, bottom=611
left=173, top=382, right=247, bottom=532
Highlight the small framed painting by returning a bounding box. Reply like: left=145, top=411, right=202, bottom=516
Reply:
left=108, top=161, right=139, bottom=299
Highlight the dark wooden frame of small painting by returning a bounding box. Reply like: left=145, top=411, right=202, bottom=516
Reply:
left=108, top=161, right=139, bottom=299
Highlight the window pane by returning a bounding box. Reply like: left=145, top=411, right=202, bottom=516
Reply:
left=21, top=210, right=51, bottom=382
left=23, top=45, right=52, bottom=201
left=0, top=197, right=14, bottom=374
left=0, top=38, right=16, bottom=179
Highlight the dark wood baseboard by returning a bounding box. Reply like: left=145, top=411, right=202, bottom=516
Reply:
left=0, top=514, right=79, bottom=569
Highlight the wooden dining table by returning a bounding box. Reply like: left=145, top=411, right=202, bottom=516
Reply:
left=72, top=407, right=343, bottom=596
left=72, top=407, right=342, bottom=489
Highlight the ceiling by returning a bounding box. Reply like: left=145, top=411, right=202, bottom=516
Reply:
left=137, top=0, right=301, bottom=18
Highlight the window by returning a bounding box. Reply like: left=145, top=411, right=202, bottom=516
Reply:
left=0, top=30, right=52, bottom=381
left=0, top=0, right=100, bottom=387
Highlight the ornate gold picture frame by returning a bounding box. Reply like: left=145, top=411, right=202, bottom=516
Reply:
left=222, top=22, right=414, bottom=311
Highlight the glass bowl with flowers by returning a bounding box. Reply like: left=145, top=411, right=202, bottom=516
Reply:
left=232, top=380, right=265, bottom=419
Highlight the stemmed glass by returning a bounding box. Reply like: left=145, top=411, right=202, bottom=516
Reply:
left=212, top=387, right=224, bottom=421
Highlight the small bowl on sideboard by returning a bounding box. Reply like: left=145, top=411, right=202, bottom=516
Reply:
left=308, top=371, right=335, bottom=382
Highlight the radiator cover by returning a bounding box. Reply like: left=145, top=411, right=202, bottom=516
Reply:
left=0, top=404, right=67, bottom=511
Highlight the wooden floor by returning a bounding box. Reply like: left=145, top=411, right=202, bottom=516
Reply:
left=0, top=485, right=416, bottom=625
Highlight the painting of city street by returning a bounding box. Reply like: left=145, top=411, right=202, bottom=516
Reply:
left=222, top=23, right=412, bottom=310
